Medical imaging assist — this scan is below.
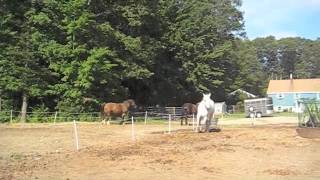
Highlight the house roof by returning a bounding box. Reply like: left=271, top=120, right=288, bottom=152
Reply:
left=228, top=89, right=257, bottom=98
left=267, top=78, right=320, bottom=93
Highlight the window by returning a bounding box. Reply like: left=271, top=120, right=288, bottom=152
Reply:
left=277, top=93, right=284, bottom=99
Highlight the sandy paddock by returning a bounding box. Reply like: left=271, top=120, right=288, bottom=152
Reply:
left=0, top=117, right=320, bottom=180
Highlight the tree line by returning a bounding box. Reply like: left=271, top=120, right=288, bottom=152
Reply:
left=0, top=0, right=319, bottom=122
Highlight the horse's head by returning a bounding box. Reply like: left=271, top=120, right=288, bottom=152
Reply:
left=202, top=93, right=211, bottom=102
left=123, top=99, right=137, bottom=109
left=201, top=93, right=214, bottom=110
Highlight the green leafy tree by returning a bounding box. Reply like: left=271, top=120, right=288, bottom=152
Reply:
left=0, top=0, right=55, bottom=122
left=277, top=37, right=305, bottom=79
left=231, top=39, right=265, bottom=95
left=296, top=39, right=320, bottom=78
left=159, top=0, right=244, bottom=103
left=253, top=36, right=281, bottom=80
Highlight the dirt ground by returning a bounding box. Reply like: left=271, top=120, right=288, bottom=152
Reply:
left=1, top=117, right=320, bottom=180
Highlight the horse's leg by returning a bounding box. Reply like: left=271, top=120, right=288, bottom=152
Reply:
left=185, top=116, right=188, bottom=125
left=196, top=114, right=201, bottom=133
left=205, top=113, right=211, bottom=132
left=202, top=115, right=207, bottom=133
left=106, top=114, right=111, bottom=125
left=121, top=113, right=126, bottom=125
left=101, top=114, right=105, bottom=125
left=210, top=113, right=214, bottom=128
left=205, top=117, right=209, bottom=132
left=184, top=116, right=188, bottom=126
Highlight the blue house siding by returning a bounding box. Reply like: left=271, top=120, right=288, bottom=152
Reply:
left=268, top=92, right=319, bottom=112
left=300, top=93, right=318, bottom=99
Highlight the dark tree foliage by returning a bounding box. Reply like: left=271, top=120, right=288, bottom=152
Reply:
left=0, top=0, right=319, bottom=120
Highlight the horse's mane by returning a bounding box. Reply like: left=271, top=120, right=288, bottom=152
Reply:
left=123, top=99, right=135, bottom=103
left=100, top=103, right=106, bottom=118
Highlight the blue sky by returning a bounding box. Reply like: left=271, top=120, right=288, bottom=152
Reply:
left=240, top=0, right=320, bottom=40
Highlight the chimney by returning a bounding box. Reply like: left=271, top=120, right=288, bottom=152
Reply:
left=289, top=73, right=294, bottom=92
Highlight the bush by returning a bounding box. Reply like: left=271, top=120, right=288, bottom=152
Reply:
left=29, top=104, right=51, bottom=123
left=0, top=111, right=11, bottom=123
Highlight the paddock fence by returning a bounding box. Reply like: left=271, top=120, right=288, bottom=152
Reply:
left=0, top=106, right=189, bottom=124
left=0, top=111, right=101, bottom=123
left=0, top=107, right=222, bottom=151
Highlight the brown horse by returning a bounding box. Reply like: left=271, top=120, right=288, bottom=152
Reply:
left=101, top=99, right=137, bottom=125
left=181, top=103, right=197, bottom=125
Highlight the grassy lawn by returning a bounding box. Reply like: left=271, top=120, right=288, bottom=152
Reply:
left=220, top=113, right=246, bottom=120
left=272, top=112, right=297, bottom=117
left=219, top=111, right=298, bottom=120
left=134, top=118, right=168, bottom=125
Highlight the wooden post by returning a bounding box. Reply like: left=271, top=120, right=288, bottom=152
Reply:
left=10, top=110, right=13, bottom=124
left=131, top=116, right=136, bottom=141
left=251, top=112, right=255, bottom=126
left=73, top=120, right=79, bottom=151
left=54, top=111, right=58, bottom=124
left=168, top=114, right=171, bottom=134
left=144, top=111, right=147, bottom=125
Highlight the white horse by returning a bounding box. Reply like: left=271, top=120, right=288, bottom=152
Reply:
left=196, top=93, right=215, bottom=133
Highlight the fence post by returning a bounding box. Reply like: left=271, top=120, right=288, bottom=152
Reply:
left=144, top=111, right=148, bottom=125
left=131, top=116, right=136, bottom=141
left=173, top=107, right=176, bottom=120
left=73, top=120, right=80, bottom=151
left=168, top=114, right=171, bottom=134
left=54, top=111, right=58, bottom=124
left=251, top=112, right=256, bottom=126
left=9, top=110, right=13, bottom=124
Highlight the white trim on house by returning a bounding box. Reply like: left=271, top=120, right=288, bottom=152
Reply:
left=274, top=105, right=298, bottom=112
left=244, top=97, right=269, bottom=102
left=294, top=93, right=301, bottom=100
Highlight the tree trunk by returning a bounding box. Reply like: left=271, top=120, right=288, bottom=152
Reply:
left=20, top=92, right=28, bottom=123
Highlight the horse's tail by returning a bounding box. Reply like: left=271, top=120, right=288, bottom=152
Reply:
left=100, top=103, right=106, bottom=119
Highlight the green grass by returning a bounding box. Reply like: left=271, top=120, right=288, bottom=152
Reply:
left=10, top=153, right=24, bottom=160
left=273, top=112, right=297, bottom=117
left=221, top=113, right=246, bottom=120
left=134, top=118, right=169, bottom=125
left=220, top=111, right=298, bottom=120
